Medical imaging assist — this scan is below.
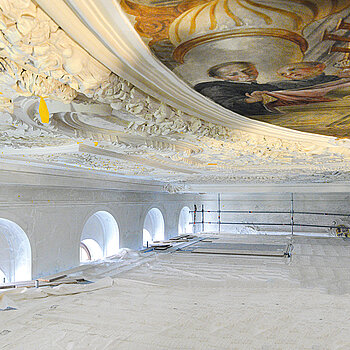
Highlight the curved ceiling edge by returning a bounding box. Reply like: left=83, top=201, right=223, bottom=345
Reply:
left=36, top=0, right=350, bottom=146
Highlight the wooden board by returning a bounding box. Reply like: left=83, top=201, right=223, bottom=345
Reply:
left=38, top=274, right=67, bottom=282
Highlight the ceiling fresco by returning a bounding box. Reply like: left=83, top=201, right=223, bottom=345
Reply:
left=120, top=0, right=350, bottom=138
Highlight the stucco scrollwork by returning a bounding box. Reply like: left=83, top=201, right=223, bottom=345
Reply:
left=0, top=0, right=111, bottom=95
left=0, top=57, right=77, bottom=108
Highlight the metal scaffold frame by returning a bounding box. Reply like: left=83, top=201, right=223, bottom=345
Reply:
left=190, top=193, right=350, bottom=234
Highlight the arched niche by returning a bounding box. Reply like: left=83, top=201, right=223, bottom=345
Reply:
left=80, top=211, right=119, bottom=262
left=80, top=239, right=103, bottom=262
left=143, top=208, right=165, bottom=246
left=0, top=218, right=31, bottom=283
left=0, top=269, right=6, bottom=284
left=178, top=206, right=193, bottom=235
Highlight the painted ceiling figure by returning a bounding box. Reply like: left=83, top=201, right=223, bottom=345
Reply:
left=272, top=62, right=340, bottom=89
left=194, top=62, right=281, bottom=116
left=195, top=61, right=350, bottom=116
left=259, top=62, right=350, bottom=110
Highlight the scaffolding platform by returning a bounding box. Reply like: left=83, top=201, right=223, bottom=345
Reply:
left=178, top=240, right=292, bottom=258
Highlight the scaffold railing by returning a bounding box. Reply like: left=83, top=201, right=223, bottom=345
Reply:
left=190, top=193, right=350, bottom=235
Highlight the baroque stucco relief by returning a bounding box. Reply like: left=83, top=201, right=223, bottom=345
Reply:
left=1, top=0, right=350, bottom=186
left=0, top=0, right=111, bottom=94
left=0, top=57, right=77, bottom=113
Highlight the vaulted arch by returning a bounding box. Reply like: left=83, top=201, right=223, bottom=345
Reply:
left=80, top=211, right=119, bottom=262
left=178, top=206, right=193, bottom=235
left=0, top=218, right=31, bottom=283
left=143, top=208, right=165, bottom=246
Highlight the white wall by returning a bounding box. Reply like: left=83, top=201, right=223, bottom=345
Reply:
left=1, top=165, right=350, bottom=280
left=0, top=182, right=195, bottom=279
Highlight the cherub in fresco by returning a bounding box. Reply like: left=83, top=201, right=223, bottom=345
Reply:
left=194, top=61, right=350, bottom=116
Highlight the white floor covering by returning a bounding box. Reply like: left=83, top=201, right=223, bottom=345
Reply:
left=1, top=234, right=350, bottom=349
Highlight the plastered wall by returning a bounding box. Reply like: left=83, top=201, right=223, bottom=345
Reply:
left=0, top=183, right=195, bottom=279
left=1, top=166, right=349, bottom=281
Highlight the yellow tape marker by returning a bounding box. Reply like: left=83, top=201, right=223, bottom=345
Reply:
left=39, top=96, right=49, bottom=123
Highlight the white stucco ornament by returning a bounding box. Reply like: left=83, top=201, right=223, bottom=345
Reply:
left=0, top=0, right=111, bottom=94
left=0, top=56, right=78, bottom=111
left=163, top=183, right=190, bottom=193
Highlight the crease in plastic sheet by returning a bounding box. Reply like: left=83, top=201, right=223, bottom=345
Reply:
left=0, top=294, right=17, bottom=311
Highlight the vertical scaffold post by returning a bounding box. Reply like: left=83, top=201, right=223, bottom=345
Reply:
left=193, top=205, right=197, bottom=233
left=202, top=204, right=204, bottom=232
left=291, top=193, right=294, bottom=237
left=218, top=193, right=221, bottom=233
